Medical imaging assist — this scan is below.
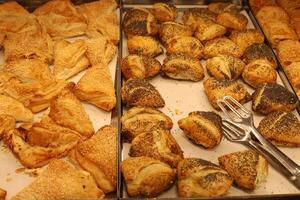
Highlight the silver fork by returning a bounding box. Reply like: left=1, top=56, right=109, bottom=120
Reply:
left=217, top=96, right=300, bottom=190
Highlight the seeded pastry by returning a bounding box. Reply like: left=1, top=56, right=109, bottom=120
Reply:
left=194, top=20, right=227, bottom=42
left=178, top=111, right=223, bottom=148
left=208, top=2, right=239, bottom=14
left=159, top=22, right=193, bottom=45
left=182, top=8, right=217, bottom=31
left=243, top=43, right=277, bottom=67
left=127, top=36, right=163, bottom=57
left=121, top=107, right=173, bottom=142
left=252, top=83, right=298, bottom=115
left=177, top=158, right=233, bottom=197
left=121, top=79, right=165, bottom=108
left=218, top=150, right=268, bottom=190
left=258, top=112, right=300, bottom=147
left=129, top=129, right=184, bottom=168
left=216, top=12, right=248, bottom=31
left=151, top=3, right=177, bottom=22
left=122, top=156, right=176, bottom=197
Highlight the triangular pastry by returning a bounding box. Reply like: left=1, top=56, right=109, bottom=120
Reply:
left=75, top=64, right=116, bottom=111
left=11, top=159, right=104, bottom=200
left=49, top=83, right=94, bottom=138
left=0, top=1, right=29, bottom=15
left=53, top=39, right=90, bottom=80
left=70, top=125, right=117, bottom=193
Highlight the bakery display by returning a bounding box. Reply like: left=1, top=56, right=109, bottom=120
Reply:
left=177, top=158, right=232, bottom=197
left=218, top=150, right=268, bottom=190
left=178, top=111, right=223, bottom=148
left=162, top=54, right=204, bottom=81
left=129, top=129, right=184, bottom=168
left=121, top=107, right=173, bottom=142
left=152, top=3, right=177, bottom=22
left=159, top=22, right=193, bottom=45
left=127, top=36, right=163, bottom=57
left=252, top=83, right=298, bottom=115
left=122, top=156, right=176, bottom=197
left=258, top=111, right=300, bottom=147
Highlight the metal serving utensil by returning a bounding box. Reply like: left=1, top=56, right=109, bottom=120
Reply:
left=217, top=96, right=300, bottom=190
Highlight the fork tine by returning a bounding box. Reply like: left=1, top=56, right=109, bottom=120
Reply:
left=222, top=99, right=243, bottom=119
left=221, top=127, right=237, bottom=142
left=217, top=100, right=232, bottom=120
left=223, top=119, right=246, bottom=133
left=224, top=96, right=251, bottom=115
left=223, top=122, right=245, bottom=137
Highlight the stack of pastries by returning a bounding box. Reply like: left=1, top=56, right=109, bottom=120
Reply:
left=0, top=0, right=119, bottom=199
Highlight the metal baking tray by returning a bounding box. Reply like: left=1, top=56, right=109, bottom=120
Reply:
left=118, top=0, right=300, bottom=199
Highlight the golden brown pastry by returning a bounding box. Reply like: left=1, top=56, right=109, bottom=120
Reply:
left=75, top=64, right=116, bottom=112
left=178, top=111, right=223, bottom=148
left=0, top=95, right=33, bottom=122
left=49, top=83, right=94, bottom=138
left=230, top=29, right=265, bottom=53
left=159, top=22, right=193, bottom=45
left=122, top=156, right=176, bottom=197
left=79, top=0, right=119, bottom=44
left=277, top=0, right=300, bottom=13
left=53, top=39, right=89, bottom=80
left=152, top=3, right=177, bottom=22
left=249, top=0, right=277, bottom=14
left=123, top=7, right=158, bottom=37
left=204, top=78, right=251, bottom=110
left=203, top=37, right=243, bottom=58
left=121, top=78, right=165, bottom=108
left=11, top=159, right=104, bottom=200
left=129, top=129, right=184, bottom=168
left=256, top=6, right=289, bottom=24
left=0, top=32, right=4, bottom=47
left=277, top=40, right=300, bottom=67
left=166, top=36, right=204, bottom=59
left=242, top=60, right=277, bottom=88
left=33, top=0, right=87, bottom=39
left=121, top=54, right=161, bottom=79
left=216, top=12, right=248, bottom=31
left=218, top=150, right=268, bottom=190
left=70, top=125, right=117, bottom=193
left=86, top=36, right=117, bottom=65
left=0, top=1, right=29, bottom=15
left=0, top=188, right=6, bottom=200
left=252, top=83, right=298, bottom=115
left=177, top=158, right=233, bottom=197
left=285, top=62, right=300, bottom=91
left=206, top=55, right=245, bottom=80
left=121, top=107, right=173, bottom=142
left=3, top=29, right=53, bottom=64
left=127, top=36, right=163, bottom=57
left=258, top=111, right=300, bottom=146
left=243, top=43, right=277, bottom=67
left=291, top=19, right=300, bottom=39
left=162, top=54, right=204, bottom=81
left=3, top=59, right=53, bottom=83
left=194, top=20, right=227, bottom=42
left=0, top=115, right=15, bottom=141
left=208, top=2, right=239, bottom=14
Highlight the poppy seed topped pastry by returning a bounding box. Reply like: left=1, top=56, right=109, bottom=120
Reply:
left=177, top=158, right=233, bottom=197
left=216, top=12, right=248, bottom=31
left=178, top=111, right=223, bottom=148
left=194, top=19, right=227, bottom=42
left=182, top=8, right=217, bottom=31
left=151, top=3, right=177, bottom=22
left=243, top=43, right=277, bottom=67
left=159, top=22, right=193, bottom=45
left=127, top=36, right=163, bottom=57
left=252, top=83, right=298, bottom=115
left=258, top=111, right=300, bottom=147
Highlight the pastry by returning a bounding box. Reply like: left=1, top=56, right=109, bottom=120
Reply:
left=53, top=39, right=90, bottom=80
left=0, top=188, right=6, bottom=200
left=122, top=156, right=176, bottom=197
left=177, top=158, right=232, bottom=197
left=218, top=150, right=268, bottom=190
left=243, top=43, right=277, bottom=67
left=208, top=2, right=239, bottom=14
left=216, top=12, right=248, bottom=31
left=229, top=29, right=265, bottom=53
left=256, top=6, right=289, bottom=24
left=75, top=64, right=116, bottom=111
left=285, top=62, right=300, bottom=90
left=178, top=111, right=223, bottom=148
left=194, top=20, right=227, bottom=42
left=121, top=78, right=165, bottom=108
left=249, top=0, right=277, bottom=14
left=33, top=0, right=87, bottom=39
left=152, top=3, right=177, bottom=22
left=203, top=78, right=251, bottom=110
left=0, top=95, right=33, bottom=122
left=166, top=36, right=204, bottom=59
left=127, top=36, right=163, bottom=57
left=129, top=129, right=184, bottom=167
left=203, top=37, right=243, bottom=58
left=78, top=0, right=117, bottom=19
left=70, top=125, right=117, bottom=193
left=162, top=54, right=204, bottom=81
left=85, top=36, right=117, bottom=65
left=242, top=60, right=277, bottom=88
left=291, top=19, right=300, bottom=39
left=11, top=159, right=104, bottom=200
left=0, top=1, right=29, bottom=15
left=277, top=40, right=300, bottom=67
left=0, top=115, right=15, bottom=141
left=123, top=7, right=158, bottom=37
left=121, top=55, right=161, bottom=79
left=252, top=83, right=298, bottom=115
left=49, top=83, right=94, bottom=138
left=206, top=55, right=245, bottom=80
left=121, top=107, right=173, bottom=142
left=159, top=22, right=193, bottom=45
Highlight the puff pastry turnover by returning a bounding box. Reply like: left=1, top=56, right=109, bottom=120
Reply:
left=152, top=3, right=177, bottom=22
left=277, top=40, right=300, bottom=67
left=0, top=1, right=29, bottom=15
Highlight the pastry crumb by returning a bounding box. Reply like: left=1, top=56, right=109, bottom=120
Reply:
left=15, top=167, right=26, bottom=173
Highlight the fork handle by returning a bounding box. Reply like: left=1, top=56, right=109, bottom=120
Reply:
left=250, top=127, right=300, bottom=176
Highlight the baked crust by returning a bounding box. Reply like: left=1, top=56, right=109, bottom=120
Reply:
left=159, top=22, right=193, bottom=45
left=0, top=115, right=15, bottom=141
left=216, top=12, right=248, bottom=31
left=151, top=3, right=177, bottom=22
left=127, top=36, right=163, bottom=57
left=277, top=40, right=300, bottom=67
left=243, top=43, right=277, bottom=67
